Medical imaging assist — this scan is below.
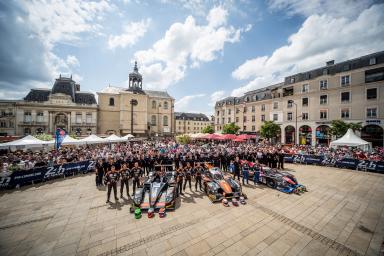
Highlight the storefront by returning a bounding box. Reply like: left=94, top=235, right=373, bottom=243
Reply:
left=316, top=125, right=331, bottom=146
left=299, top=125, right=312, bottom=145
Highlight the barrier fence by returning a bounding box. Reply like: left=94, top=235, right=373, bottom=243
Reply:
left=284, top=154, right=384, bottom=173
left=0, top=160, right=95, bottom=189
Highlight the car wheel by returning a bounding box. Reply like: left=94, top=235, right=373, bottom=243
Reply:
left=266, top=179, right=277, bottom=188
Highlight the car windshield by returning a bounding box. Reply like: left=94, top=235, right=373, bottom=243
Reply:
left=213, top=173, right=224, bottom=180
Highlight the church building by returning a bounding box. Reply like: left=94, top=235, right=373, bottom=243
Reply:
left=97, top=62, right=175, bottom=136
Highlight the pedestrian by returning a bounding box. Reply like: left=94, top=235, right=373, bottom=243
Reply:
left=131, top=161, right=143, bottom=196
left=105, top=165, right=119, bottom=203
left=194, top=162, right=203, bottom=191
left=233, top=157, right=241, bottom=181
left=120, top=163, right=130, bottom=198
left=176, top=166, right=184, bottom=196
left=95, top=158, right=104, bottom=187
left=183, top=162, right=192, bottom=192
left=242, top=162, right=250, bottom=185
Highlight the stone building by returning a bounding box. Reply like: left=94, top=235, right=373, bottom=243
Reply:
left=175, top=112, right=210, bottom=135
left=215, top=51, right=384, bottom=147
left=0, top=76, right=97, bottom=136
left=97, top=62, right=175, bottom=136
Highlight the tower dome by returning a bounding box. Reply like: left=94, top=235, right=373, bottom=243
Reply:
left=127, top=61, right=145, bottom=94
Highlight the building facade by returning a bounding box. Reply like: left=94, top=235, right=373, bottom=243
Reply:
left=98, top=62, right=175, bottom=136
left=175, top=112, right=210, bottom=134
left=0, top=76, right=97, bottom=136
left=215, top=51, right=384, bottom=147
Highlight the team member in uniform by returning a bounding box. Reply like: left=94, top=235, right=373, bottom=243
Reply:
left=105, top=165, right=120, bottom=203
left=176, top=166, right=184, bottom=196
left=131, top=161, right=143, bottom=196
left=183, top=162, right=193, bottom=192
left=120, top=163, right=130, bottom=198
left=194, top=162, right=203, bottom=191
left=95, top=158, right=104, bottom=187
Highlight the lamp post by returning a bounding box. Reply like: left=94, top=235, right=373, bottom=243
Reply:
left=130, top=99, right=138, bottom=135
left=288, top=100, right=297, bottom=145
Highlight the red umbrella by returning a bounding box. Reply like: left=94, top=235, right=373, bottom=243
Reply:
left=222, top=134, right=237, bottom=140
left=233, top=138, right=246, bottom=142
left=203, top=134, right=224, bottom=140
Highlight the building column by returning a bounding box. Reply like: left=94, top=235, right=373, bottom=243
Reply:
left=281, top=125, right=285, bottom=144
left=311, top=125, right=317, bottom=146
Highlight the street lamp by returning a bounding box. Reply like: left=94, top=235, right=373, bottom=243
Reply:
left=288, top=100, right=297, bottom=145
left=130, top=99, right=138, bottom=135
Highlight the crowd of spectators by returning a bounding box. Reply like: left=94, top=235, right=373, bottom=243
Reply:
left=0, top=140, right=383, bottom=172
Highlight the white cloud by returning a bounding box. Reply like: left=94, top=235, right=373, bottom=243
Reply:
left=231, top=3, right=384, bottom=96
left=66, top=55, right=80, bottom=68
left=108, top=19, right=151, bottom=49
left=209, top=90, right=226, bottom=106
left=175, top=94, right=206, bottom=111
left=134, top=6, right=248, bottom=89
left=267, top=0, right=375, bottom=18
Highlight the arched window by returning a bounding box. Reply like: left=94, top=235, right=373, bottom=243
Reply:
left=109, top=97, right=114, bottom=106
left=163, top=101, right=168, bottom=109
left=163, top=116, right=168, bottom=126
left=152, top=100, right=156, bottom=109
left=151, top=115, right=156, bottom=126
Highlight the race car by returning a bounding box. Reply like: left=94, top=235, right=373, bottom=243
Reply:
left=202, top=167, right=247, bottom=203
left=259, top=167, right=307, bottom=194
left=130, top=170, right=177, bottom=216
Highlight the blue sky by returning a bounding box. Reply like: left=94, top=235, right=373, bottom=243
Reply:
left=0, top=0, right=383, bottom=116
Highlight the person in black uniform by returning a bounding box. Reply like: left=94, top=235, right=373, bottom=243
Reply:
left=233, top=156, right=241, bottom=181
left=183, top=162, right=193, bottom=192
left=105, top=165, right=120, bottom=203
left=278, top=150, right=284, bottom=169
left=131, top=161, right=143, bottom=196
left=95, top=158, right=104, bottom=187
left=194, top=162, right=203, bottom=191
left=120, top=163, right=130, bottom=198
left=176, top=166, right=184, bottom=196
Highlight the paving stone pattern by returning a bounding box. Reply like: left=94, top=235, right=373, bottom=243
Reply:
left=0, top=164, right=383, bottom=256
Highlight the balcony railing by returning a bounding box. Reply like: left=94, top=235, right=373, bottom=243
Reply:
left=73, top=122, right=97, bottom=127
left=0, top=113, right=15, bottom=118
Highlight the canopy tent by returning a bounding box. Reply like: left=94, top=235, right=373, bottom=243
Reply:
left=237, top=134, right=256, bottom=140
left=61, top=135, right=82, bottom=145
left=0, top=135, right=53, bottom=150
left=330, top=129, right=371, bottom=151
left=203, top=134, right=225, bottom=140
left=122, top=134, right=134, bottom=139
left=189, top=133, right=205, bottom=138
left=105, top=134, right=126, bottom=143
left=78, top=134, right=106, bottom=144
left=222, top=134, right=237, bottom=140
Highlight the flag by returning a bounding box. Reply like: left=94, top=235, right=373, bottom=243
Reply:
left=55, top=128, right=66, bottom=150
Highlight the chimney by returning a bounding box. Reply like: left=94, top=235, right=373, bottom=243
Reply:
left=326, top=60, right=334, bottom=66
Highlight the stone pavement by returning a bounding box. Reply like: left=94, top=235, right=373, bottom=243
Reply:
left=0, top=164, right=383, bottom=256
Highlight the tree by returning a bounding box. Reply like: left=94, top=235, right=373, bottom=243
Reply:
left=223, top=123, right=240, bottom=134
left=260, top=121, right=281, bottom=141
left=176, top=134, right=191, bottom=144
left=202, top=125, right=214, bottom=134
left=34, top=133, right=53, bottom=141
left=330, top=120, right=363, bottom=138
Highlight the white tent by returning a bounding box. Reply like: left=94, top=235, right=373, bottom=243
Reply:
left=78, top=134, right=106, bottom=144
left=61, top=135, right=82, bottom=145
left=122, top=134, right=134, bottom=139
left=105, top=134, right=126, bottom=143
left=0, top=135, right=53, bottom=149
left=330, top=129, right=371, bottom=151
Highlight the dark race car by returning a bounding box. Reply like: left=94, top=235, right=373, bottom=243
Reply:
left=259, top=167, right=307, bottom=194
left=203, top=167, right=247, bottom=203
left=130, top=170, right=177, bottom=216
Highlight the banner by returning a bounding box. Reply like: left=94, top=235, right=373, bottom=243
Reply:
left=0, top=160, right=95, bottom=189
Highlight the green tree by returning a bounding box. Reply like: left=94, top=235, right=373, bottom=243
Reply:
left=34, top=133, right=53, bottom=141
left=330, top=120, right=363, bottom=138
left=222, top=123, right=240, bottom=134
left=176, top=134, right=191, bottom=144
left=202, top=125, right=214, bottom=134
left=260, top=121, right=281, bottom=141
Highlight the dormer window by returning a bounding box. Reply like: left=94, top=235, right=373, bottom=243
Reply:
left=369, top=57, right=376, bottom=65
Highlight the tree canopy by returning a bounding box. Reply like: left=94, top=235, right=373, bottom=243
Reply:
left=222, top=123, right=240, bottom=134
left=202, top=125, right=214, bottom=134
left=330, top=120, right=363, bottom=138
left=260, top=121, right=281, bottom=140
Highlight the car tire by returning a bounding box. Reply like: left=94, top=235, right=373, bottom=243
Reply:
left=266, top=179, right=277, bottom=188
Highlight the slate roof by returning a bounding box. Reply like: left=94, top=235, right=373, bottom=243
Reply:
left=144, top=90, right=172, bottom=99
left=175, top=112, right=209, bottom=121
left=24, top=89, right=51, bottom=102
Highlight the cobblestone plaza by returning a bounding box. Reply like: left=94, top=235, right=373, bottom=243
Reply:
left=0, top=164, right=383, bottom=256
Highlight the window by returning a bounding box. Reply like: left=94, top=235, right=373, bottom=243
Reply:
left=228, top=117, right=231, bottom=123
left=369, top=57, right=376, bottom=65
left=323, top=69, right=328, bottom=75
left=261, top=115, right=265, bottom=121
left=76, top=113, right=82, bottom=123
left=163, top=101, right=168, bottom=109
left=341, top=109, right=350, bottom=119
left=261, top=104, right=265, bottom=111
left=163, top=116, right=168, bottom=126
left=236, top=117, right=239, bottom=123
left=243, top=116, right=247, bottom=122
left=290, top=77, right=295, bottom=83
left=367, top=108, right=377, bottom=118
left=221, top=118, right=224, bottom=124
left=252, top=115, right=255, bottom=122
left=109, top=98, right=115, bottom=106
left=244, top=107, right=247, bottom=113
left=24, top=128, right=31, bottom=135
left=236, top=108, right=240, bottom=114
left=24, top=111, right=32, bottom=122
left=273, top=102, right=278, bottom=109
left=343, top=64, right=350, bottom=71
left=0, top=121, right=6, bottom=128
left=320, top=110, right=327, bottom=120
left=341, top=75, right=350, bottom=86
left=9, top=121, right=14, bottom=128
left=228, top=109, right=231, bottom=115
left=287, top=112, right=292, bottom=121
left=302, top=113, right=308, bottom=120
left=320, top=95, right=327, bottom=105
left=287, top=101, right=293, bottom=108
left=36, top=112, right=44, bottom=122
left=273, top=114, right=278, bottom=121
left=151, top=115, right=156, bottom=126
left=365, top=67, right=384, bottom=83
left=217, top=111, right=219, bottom=116
left=302, top=97, right=308, bottom=107
left=320, top=80, right=328, bottom=90
left=367, top=88, right=377, bottom=100
left=341, top=92, right=350, bottom=103
left=252, top=125, right=255, bottom=131
left=152, top=100, right=156, bottom=109
left=86, top=113, right=92, bottom=123
left=243, top=126, right=247, bottom=131
left=251, top=106, right=255, bottom=112
left=302, top=84, right=309, bottom=93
